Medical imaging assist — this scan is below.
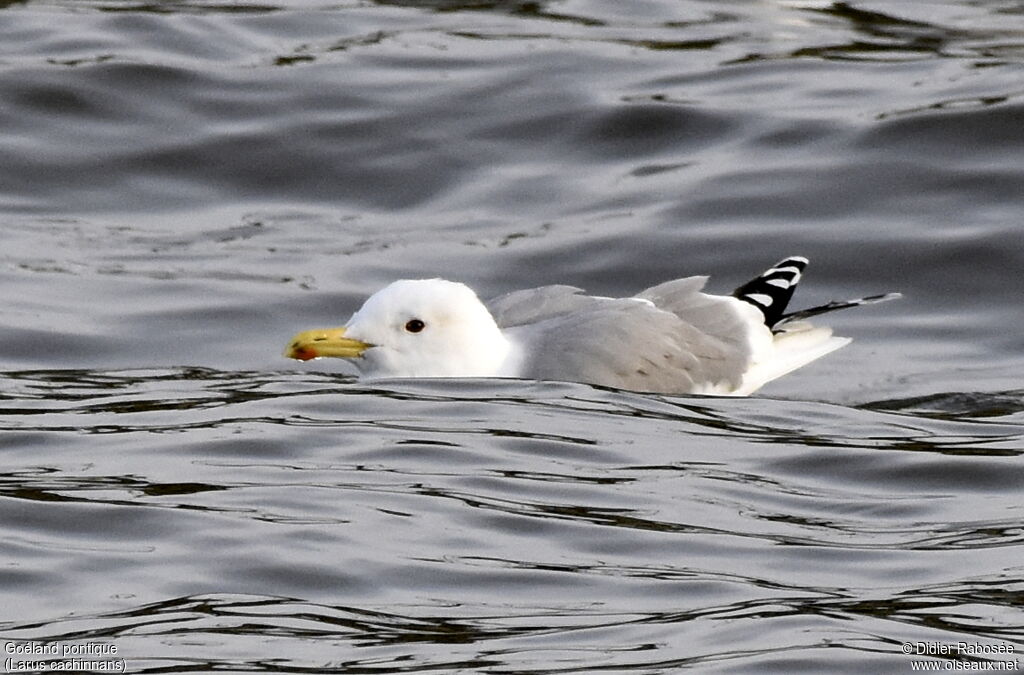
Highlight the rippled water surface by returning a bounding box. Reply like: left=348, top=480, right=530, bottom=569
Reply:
left=1, top=0, right=1023, bottom=672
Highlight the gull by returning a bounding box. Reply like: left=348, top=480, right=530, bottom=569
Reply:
left=285, top=256, right=899, bottom=395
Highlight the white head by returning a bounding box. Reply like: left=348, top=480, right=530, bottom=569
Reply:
left=286, top=279, right=513, bottom=378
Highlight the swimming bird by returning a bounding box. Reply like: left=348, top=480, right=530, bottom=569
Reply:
left=285, top=257, right=899, bottom=395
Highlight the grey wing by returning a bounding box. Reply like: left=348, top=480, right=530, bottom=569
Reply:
left=487, top=285, right=593, bottom=328
left=638, top=276, right=756, bottom=355
left=506, top=296, right=751, bottom=395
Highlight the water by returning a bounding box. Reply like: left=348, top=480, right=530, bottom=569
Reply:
left=1, top=0, right=1023, bottom=672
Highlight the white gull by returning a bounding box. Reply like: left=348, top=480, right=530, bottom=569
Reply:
left=285, top=256, right=899, bottom=396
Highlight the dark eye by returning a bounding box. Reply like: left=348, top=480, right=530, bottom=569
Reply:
left=404, top=319, right=426, bottom=333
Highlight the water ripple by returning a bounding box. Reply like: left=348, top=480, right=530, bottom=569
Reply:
left=2, top=0, right=1023, bottom=671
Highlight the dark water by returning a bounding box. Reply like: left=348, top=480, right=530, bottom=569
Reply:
left=1, top=0, right=1023, bottom=672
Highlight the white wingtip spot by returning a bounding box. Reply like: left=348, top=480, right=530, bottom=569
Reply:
left=746, top=293, right=774, bottom=307
left=762, top=266, right=803, bottom=284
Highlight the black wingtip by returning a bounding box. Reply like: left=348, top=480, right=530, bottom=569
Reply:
left=774, top=291, right=902, bottom=330
left=732, top=256, right=809, bottom=327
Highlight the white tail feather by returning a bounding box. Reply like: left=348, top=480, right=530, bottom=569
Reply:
left=732, top=323, right=851, bottom=396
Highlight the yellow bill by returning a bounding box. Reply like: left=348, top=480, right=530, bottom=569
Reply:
left=284, top=327, right=372, bottom=361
